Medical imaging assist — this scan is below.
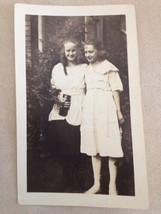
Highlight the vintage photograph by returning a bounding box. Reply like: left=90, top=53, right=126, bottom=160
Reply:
left=15, top=4, right=148, bottom=208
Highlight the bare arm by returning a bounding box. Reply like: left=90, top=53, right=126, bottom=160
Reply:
left=112, top=91, right=124, bottom=125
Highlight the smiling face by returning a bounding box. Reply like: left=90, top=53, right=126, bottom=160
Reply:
left=64, top=42, right=78, bottom=62
left=84, top=45, right=98, bottom=64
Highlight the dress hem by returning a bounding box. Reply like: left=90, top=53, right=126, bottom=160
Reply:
left=80, top=152, right=124, bottom=158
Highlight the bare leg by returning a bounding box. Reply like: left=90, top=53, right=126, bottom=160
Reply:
left=108, top=157, right=118, bottom=195
left=85, top=155, right=101, bottom=194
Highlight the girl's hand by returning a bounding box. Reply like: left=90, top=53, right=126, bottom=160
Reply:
left=50, top=88, right=63, bottom=105
left=58, top=94, right=66, bottom=104
left=57, top=94, right=71, bottom=108
left=117, top=110, right=125, bottom=126
left=63, top=95, right=71, bottom=108
left=64, top=100, right=71, bottom=108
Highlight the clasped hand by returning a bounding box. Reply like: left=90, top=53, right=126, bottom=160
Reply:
left=56, top=93, right=71, bottom=108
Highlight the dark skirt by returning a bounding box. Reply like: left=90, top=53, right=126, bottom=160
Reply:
left=47, top=120, right=81, bottom=156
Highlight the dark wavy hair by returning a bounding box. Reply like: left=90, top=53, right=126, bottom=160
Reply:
left=60, top=38, right=84, bottom=75
left=84, top=39, right=108, bottom=62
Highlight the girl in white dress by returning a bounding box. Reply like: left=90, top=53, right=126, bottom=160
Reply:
left=81, top=39, right=124, bottom=195
left=48, top=38, right=87, bottom=191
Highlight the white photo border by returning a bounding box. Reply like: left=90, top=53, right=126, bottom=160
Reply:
left=15, top=3, right=148, bottom=209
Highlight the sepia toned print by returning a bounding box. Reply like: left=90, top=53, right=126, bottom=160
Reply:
left=15, top=4, right=148, bottom=209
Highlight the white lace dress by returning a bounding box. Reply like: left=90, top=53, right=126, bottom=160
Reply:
left=81, top=60, right=124, bottom=157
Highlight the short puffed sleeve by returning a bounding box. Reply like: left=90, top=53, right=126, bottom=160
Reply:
left=97, top=60, right=118, bottom=74
left=100, top=60, right=123, bottom=92
left=108, top=70, right=123, bottom=92
left=50, top=63, right=63, bottom=89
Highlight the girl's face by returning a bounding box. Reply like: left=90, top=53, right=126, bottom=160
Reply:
left=64, top=42, right=77, bottom=62
left=84, top=45, right=98, bottom=64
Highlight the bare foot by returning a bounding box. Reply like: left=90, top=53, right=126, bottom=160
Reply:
left=109, top=186, right=118, bottom=195
left=84, top=184, right=100, bottom=194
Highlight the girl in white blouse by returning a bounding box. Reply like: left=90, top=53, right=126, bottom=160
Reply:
left=81, top=39, right=124, bottom=195
left=48, top=38, right=87, bottom=192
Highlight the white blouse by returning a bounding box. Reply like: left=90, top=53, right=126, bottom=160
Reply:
left=48, top=63, right=87, bottom=126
